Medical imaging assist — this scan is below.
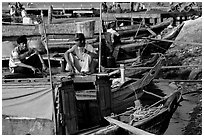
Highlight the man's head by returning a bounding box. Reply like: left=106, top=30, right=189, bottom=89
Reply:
left=75, top=33, right=85, bottom=47
left=108, top=22, right=116, bottom=29
left=17, top=35, right=28, bottom=51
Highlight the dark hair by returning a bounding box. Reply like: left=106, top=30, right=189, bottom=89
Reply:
left=17, top=35, right=27, bottom=44
left=108, top=22, right=116, bottom=29
left=75, top=33, right=85, bottom=44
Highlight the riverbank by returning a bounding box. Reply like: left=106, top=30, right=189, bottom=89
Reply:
left=163, top=17, right=202, bottom=135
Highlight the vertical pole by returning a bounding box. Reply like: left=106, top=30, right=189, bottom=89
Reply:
left=120, top=64, right=125, bottom=84
left=39, top=15, right=57, bottom=134
left=131, top=17, right=134, bottom=25
left=41, top=10, right=43, bottom=20
left=98, top=3, right=102, bottom=73
left=48, top=5, right=53, bottom=24
left=63, top=4, right=65, bottom=14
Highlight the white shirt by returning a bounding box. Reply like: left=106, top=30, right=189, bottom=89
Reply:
left=107, top=28, right=120, bottom=43
left=21, top=10, right=27, bottom=18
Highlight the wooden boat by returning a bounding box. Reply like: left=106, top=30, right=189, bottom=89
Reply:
left=2, top=45, right=163, bottom=133
left=116, top=22, right=184, bottom=60
left=102, top=15, right=174, bottom=39
left=2, top=12, right=164, bottom=135
left=74, top=54, right=164, bottom=115
left=117, top=18, right=174, bottom=38
left=79, top=83, right=183, bottom=135
left=109, top=53, right=163, bottom=78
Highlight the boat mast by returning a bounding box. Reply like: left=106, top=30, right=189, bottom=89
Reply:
left=98, top=3, right=102, bottom=73
left=39, top=11, right=57, bottom=134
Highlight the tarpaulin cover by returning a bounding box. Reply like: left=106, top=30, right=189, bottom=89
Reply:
left=2, top=84, right=54, bottom=120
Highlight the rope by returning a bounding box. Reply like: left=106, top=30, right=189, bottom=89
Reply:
left=134, top=3, right=151, bottom=38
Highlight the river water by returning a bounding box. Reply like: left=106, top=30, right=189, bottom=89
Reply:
left=164, top=84, right=201, bottom=135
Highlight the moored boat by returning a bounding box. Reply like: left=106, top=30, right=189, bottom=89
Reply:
left=79, top=84, right=183, bottom=135
left=117, top=18, right=174, bottom=38
left=115, top=22, right=184, bottom=61
left=2, top=44, right=164, bottom=134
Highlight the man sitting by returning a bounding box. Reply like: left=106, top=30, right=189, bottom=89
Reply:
left=9, top=35, right=47, bottom=75
left=64, top=33, right=98, bottom=75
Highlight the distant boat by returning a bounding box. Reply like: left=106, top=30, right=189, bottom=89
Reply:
left=102, top=15, right=174, bottom=39
left=115, top=21, right=184, bottom=61
left=118, top=18, right=174, bottom=38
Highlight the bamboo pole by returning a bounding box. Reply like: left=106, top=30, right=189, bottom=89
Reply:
left=129, top=78, right=202, bottom=83
left=104, top=117, right=154, bottom=135
left=141, top=37, right=202, bottom=46
left=39, top=13, right=57, bottom=134
left=134, top=3, right=150, bottom=38
left=106, top=65, right=202, bottom=71
left=98, top=3, right=102, bottom=73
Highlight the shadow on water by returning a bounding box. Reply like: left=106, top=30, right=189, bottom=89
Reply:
left=164, top=85, right=199, bottom=135
left=143, top=81, right=200, bottom=135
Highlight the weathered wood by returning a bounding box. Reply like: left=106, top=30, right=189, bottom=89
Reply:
left=106, top=65, right=202, bottom=70
left=95, top=75, right=112, bottom=117
left=130, top=78, right=202, bottom=83
left=142, top=37, right=202, bottom=46
left=153, top=79, right=202, bottom=83
left=103, top=12, right=161, bottom=19
left=146, top=27, right=157, bottom=36
left=2, top=21, right=36, bottom=26
left=143, top=90, right=163, bottom=99
left=104, top=117, right=153, bottom=135
left=116, top=56, right=141, bottom=64
left=48, top=6, right=53, bottom=24
left=60, top=79, right=78, bottom=134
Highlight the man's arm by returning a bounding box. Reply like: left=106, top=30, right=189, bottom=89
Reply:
left=84, top=49, right=98, bottom=58
left=16, top=62, right=37, bottom=73
left=64, top=45, right=77, bottom=71
left=34, top=49, right=47, bottom=70
left=18, top=49, right=33, bottom=60
left=84, top=44, right=98, bottom=59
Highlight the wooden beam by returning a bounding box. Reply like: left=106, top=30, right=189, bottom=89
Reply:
left=141, top=37, right=202, bottom=46
left=129, top=78, right=202, bottom=83
left=104, top=117, right=154, bottom=135
left=106, top=65, right=202, bottom=70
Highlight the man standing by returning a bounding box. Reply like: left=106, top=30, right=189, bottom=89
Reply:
left=9, top=35, right=47, bottom=75
left=64, top=33, right=98, bottom=75
left=107, top=22, right=121, bottom=48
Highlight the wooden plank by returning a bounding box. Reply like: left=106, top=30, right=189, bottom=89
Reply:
left=73, top=10, right=93, bottom=14
left=116, top=56, right=140, bottom=64
left=106, top=65, right=202, bottom=70
left=129, top=78, right=202, bottom=83
left=142, top=37, right=202, bottom=46
left=2, top=21, right=36, bottom=26
left=104, top=117, right=154, bottom=135
left=74, top=75, right=96, bottom=83
left=153, top=79, right=202, bottom=83
left=146, top=27, right=157, bottom=36
left=105, top=13, right=160, bottom=19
